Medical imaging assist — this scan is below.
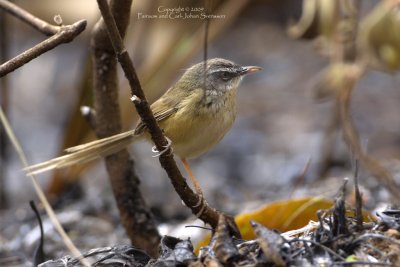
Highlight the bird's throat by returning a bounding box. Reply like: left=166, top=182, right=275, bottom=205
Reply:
left=200, top=88, right=237, bottom=116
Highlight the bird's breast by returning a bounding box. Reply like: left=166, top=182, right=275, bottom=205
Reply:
left=159, top=89, right=237, bottom=159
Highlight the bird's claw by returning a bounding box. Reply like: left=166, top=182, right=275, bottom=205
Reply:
left=152, top=137, right=173, bottom=157
left=194, top=194, right=208, bottom=217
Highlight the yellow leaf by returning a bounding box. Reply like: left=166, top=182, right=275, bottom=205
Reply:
left=235, top=197, right=333, bottom=240
left=195, top=197, right=333, bottom=250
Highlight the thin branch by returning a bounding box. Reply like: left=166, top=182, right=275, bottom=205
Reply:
left=0, top=0, right=59, bottom=35
left=0, top=19, right=86, bottom=77
left=96, top=0, right=224, bottom=229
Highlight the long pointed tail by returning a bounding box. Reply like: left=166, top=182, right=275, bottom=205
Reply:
left=25, top=130, right=137, bottom=175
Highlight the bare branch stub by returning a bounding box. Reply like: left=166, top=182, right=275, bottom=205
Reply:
left=96, top=0, right=225, bottom=229
left=80, top=106, right=97, bottom=130
left=0, top=19, right=87, bottom=77
left=92, top=0, right=160, bottom=257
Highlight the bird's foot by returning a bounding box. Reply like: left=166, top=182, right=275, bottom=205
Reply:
left=151, top=137, right=173, bottom=157
left=193, top=191, right=208, bottom=217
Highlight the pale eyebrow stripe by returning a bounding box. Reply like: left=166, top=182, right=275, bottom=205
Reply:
left=209, top=67, right=234, bottom=74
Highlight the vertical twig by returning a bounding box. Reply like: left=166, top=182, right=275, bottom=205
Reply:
left=91, top=0, right=160, bottom=257
left=333, top=178, right=349, bottom=236
left=0, top=6, right=8, bottom=209
left=337, top=66, right=400, bottom=204
left=341, top=0, right=362, bottom=62
left=30, top=201, right=45, bottom=265
left=203, top=0, right=211, bottom=87
left=336, top=0, right=400, bottom=203
left=353, top=159, right=364, bottom=230
left=317, top=0, right=363, bottom=179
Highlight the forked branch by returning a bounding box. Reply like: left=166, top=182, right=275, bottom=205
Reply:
left=0, top=0, right=86, bottom=77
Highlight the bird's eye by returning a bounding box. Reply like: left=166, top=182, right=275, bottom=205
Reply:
left=220, top=71, right=231, bottom=81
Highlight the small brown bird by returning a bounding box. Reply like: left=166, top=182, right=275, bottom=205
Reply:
left=25, top=58, right=261, bottom=188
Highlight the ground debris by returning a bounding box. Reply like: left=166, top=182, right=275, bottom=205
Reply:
left=150, top=235, right=197, bottom=266
left=11, top=203, right=399, bottom=267
left=38, top=245, right=150, bottom=267
left=251, top=220, right=287, bottom=266
left=376, top=209, right=400, bottom=231
left=38, top=203, right=400, bottom=267
left=3, top=183, right=400, bottom=266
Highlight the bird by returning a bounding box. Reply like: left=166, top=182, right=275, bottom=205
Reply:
left=25, top=58, right=261, bottom=191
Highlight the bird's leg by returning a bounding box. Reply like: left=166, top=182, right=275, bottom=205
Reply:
left=151, top=139, right=204, bottom=197
left=181, top=158, right=204, bottom=197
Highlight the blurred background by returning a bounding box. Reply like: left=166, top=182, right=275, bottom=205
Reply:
left=1, top=0, right=400, bottom=259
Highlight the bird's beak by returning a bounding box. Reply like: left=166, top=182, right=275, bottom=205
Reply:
left=240, top=66, right=262, bottom=75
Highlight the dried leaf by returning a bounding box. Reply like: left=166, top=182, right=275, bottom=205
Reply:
left=359, top=1, right=400, bottom=71
left=251, top=221, right=286, bottom=267
left=196, top=197, right=333, bottom=250
left=311, top=63, right=354, bottom=100
left=236, top=197, right=333, bottom=240
left=288, top=0, right=339, bottom=40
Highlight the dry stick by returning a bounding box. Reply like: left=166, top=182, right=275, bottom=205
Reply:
left=353, top=159, right=363, bottom=231
left=203, top=0, right=211, bottom=86
left=91, top=0, right=160, bottom=256
left=316, top=0, right=362, bottom=180
left=0, top=0, right=60, bottom=35
left=0, top=107, right=90, bottom=267
left=96, top=0, right=225, bottom=230
left=0, top=19, right=86, bottom=77
left=338, top=67, right=400, bottom=204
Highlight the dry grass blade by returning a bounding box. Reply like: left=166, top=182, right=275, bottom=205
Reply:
left=0, top=106, right=90, bottom=267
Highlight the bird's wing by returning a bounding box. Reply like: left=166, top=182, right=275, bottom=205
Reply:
left=134, top=94, right=179, bottom=134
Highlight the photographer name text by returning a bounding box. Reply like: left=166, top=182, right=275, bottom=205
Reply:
left=137, top=6, right=226, bottom=20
